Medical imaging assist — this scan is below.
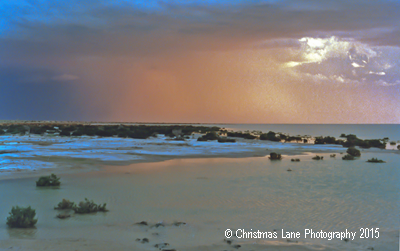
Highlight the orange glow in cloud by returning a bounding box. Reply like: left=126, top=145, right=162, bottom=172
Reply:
left=1, top=1, right=399, bottom=122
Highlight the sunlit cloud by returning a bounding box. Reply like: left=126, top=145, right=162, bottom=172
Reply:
left=281, top=36, right=399, bottom=88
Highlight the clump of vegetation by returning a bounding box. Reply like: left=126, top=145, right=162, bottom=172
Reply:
left=217, top=137, right=236, bottom=143
left=346, top=147, right=361, bottom=157
left=314, top=136, right=339, bottom=145
left=269, top=152, right=282, bottom=160
left=286, top=136, right=303, bottom=143
left=398, top=145, right=400, bottom=150
left=342, top=154, right=355, bottom=160
left=95, top=130, right=115, bottom=137
left=0, top=123, right=222, bottom=140
left=367, top=158, right=386, bottom=163
left=260, top=131, right=280, bottom=142
left=4, top=125, right=29, bottom=135
left=330, top=154, right=336, bottom=157
left=36, top=174, right=61, bottom=187
left=6, top=206, right=38, bottom=228
left=341, top=134, right=385, bottom=149
left=227, top=131, right=257, bottom=140
left=30, top=125, right=55, bottom=135
left=291, top=158, right=300, bottom=162
left=312, top=155, right=324, bottom=160
left=197, top=132, right=219, bottom=141
left=54, top=199, right=75, bottom=210
left=59, top=131, right=71, bottom=136
left=389, top=141, right=396, bottom=145
left=73, top=198, right=108, bottom=214
left=71, top=131, right=83, bottom=136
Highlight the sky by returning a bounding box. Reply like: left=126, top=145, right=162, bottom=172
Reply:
left=0, top=0, right=399, bottom=123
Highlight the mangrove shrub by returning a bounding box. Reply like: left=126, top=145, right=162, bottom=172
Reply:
left=342, top=154, right=355, bottom=160
left=367, top=158, right=385, bottom=163
left=36, top=174, right=61, bottom=187
left=346, top=147, right=361, bottom=157
left=6, top=206, right=38, bottom=228
left=260, top=131, right=280, bottom=142
left=54, top=199, right=75, bottom=210
left=269, top=152, right=282, bottom=160
left=73, top=198, right=108, bottom=214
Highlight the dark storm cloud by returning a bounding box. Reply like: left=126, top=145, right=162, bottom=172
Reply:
left=0, top=0, right=399, bottom=122
left=0, top=67, right=84, bottom=120
left=1, top=0, right=399, bottom=60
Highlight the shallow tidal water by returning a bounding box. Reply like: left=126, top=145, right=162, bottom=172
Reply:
left=0, top=150, right=399, bottom=250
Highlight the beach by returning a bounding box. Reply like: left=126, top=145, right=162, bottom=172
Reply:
left=0, top=129, right=399, bottom=251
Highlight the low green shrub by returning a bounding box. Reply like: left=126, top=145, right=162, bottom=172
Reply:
left=59, top=131, right=71, bottom=136
left=95, top=130, right=115, bottom=137
left=217, top=137, right=236, bottom=143
left=54, top=199, right=75, bottom=210
left=367, top=158, right=385, bottom=163
left=342, top=154, right=355, bottom=160
left=73, top=198, right=108, bottom=214
left=197, top=132, right=219, bottom=141
left=269, top=152, right=282, bottom=160
left=314, top=136, right=337, bottom=145
left=36, top=174, right=60, bottom=187
left=260, top=131, right=280, bottom=141
left=227, top=131, right=257, bottom=140
left=312, top=155, right=323, bottom=160
left=346, top=147, right=361, bottom=157
left=291, top=158, right=300, bottom=162
left=389, top=141, right=396, bottom=145
left=6, top=206, right=38, bottom=228
left=71, top=131, right=83, bottom=136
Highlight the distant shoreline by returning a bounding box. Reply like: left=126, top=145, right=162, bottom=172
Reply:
left=1, top=120, right=399, bottom=125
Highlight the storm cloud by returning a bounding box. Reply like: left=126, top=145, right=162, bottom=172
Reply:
left=0, top=0, right=399, bottom=122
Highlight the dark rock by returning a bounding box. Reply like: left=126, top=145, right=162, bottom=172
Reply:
left=141, top=238, right=149, bottom=243
left=224, top=239, right=233, bottom=244
left=155, top=243, right=169, bottom=249
left=233, top=245, right=241, bottom=249
left=312, top=155, right=323, bottom=160
left=136, top=221, right=148, bottom=226
left=56, top=213, right=71, bottom=219
left=152, top=223, right=165, bottom=228
left=173, top=222, right=186, bottom=226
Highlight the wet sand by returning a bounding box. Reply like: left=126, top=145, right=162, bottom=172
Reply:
left=0, top=134, right=399, bottom=251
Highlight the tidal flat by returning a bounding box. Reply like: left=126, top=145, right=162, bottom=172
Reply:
left=0, top=124, right=399, bottom=251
